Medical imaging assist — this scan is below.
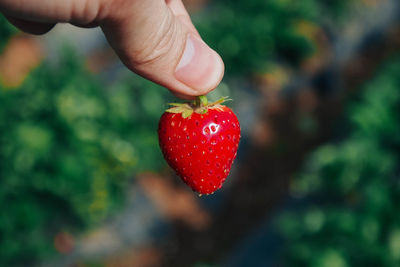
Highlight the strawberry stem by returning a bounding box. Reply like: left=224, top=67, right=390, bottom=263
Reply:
left=166, top=95, right=229, bottom=117
left=196, top=95, right=208, bottom=107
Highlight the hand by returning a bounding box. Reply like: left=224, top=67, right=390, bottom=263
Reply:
left=0, top=0, right=224, bottom=98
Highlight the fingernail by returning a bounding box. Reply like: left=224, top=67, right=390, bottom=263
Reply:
left=175, top=34, right=224, bottom=93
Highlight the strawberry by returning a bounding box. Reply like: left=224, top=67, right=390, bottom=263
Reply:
left=158, top=96, right=241, bottom=195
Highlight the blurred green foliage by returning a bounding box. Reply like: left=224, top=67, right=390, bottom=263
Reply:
left=0, top=0, right=359, bottom=264
left=0, top=15, right=16, bottom=51
left=196, top=0, right=355, bottom=75
left=279, top=58, right=400, bottom=266
left=0, top=49, right=169, bottom=265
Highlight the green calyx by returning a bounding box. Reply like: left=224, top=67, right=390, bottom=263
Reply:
left=166, top=95, right=229, bottom=118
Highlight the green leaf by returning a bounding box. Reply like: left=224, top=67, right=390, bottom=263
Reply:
left=166, top=106, right=186, bottom=113
left=167, top=103, right=187, bottom=107
left=182, top=109, right=193, bottom=118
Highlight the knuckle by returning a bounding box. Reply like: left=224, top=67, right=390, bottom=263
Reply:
left=132, top=11, right=183, bottom=67
left=70, top=0, right=102, bottom=23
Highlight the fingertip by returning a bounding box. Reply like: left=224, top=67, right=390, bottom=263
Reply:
left=174, top=34, right=225, bottom=96
left=170, top=91, right=196, bottom=100
left=199, top=49, right=225, bottom=95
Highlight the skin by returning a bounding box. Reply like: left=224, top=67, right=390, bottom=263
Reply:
left=0, top=0, right=224, bottom=99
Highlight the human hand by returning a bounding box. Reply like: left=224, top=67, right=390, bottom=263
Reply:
left=0, top=0, right=224, bottom=98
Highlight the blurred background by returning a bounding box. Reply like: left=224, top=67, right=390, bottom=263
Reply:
left=1, top=0, right=400, bottom=266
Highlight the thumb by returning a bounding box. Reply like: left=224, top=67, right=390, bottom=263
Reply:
left=100, top=0, right=224, bottom=98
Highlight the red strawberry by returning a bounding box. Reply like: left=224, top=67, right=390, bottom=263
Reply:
left=158, top=96, right=241, bottom=195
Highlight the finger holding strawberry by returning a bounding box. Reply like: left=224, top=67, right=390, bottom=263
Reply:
left=158, top=95, right=241, bottom=195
